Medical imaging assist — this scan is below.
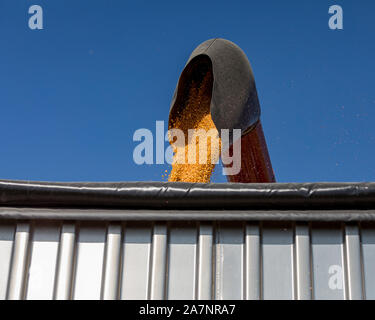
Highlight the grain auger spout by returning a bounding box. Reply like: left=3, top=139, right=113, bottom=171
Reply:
left=168, top=38, right=276, bottom=183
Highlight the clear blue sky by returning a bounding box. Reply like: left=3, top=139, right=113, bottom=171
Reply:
left=1, top=0, right=374, bottom=183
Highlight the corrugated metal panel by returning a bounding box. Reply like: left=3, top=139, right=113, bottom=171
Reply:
left=262, top=223, right=294, bottom=299
left=120, top=222, right=152, bottom=300
left=0, top=219, right=374, bottom=300
left=167, top=223, right=197, bottom=299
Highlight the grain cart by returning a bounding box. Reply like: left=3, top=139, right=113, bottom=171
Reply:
left=0, top=180, right=375, bottom=300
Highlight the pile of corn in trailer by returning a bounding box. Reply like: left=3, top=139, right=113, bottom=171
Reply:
left=1, top=180, right=375, bottom=300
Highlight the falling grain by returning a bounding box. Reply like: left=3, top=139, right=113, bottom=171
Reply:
left=168, top=70, right=221, bottom=183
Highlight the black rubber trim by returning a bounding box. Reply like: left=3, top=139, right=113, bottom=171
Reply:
left=0, top=180, right=375, bottom=210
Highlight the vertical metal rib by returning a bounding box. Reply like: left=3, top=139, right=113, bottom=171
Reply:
left=149, top=223, right=167, bottom=300
left=197, top=223, right=213, bottom=300
left=344, top=224, right=363, bottom=300
left=101, top=224, right=122, bottom=300
left=167, top=222, right=197, bottom=300
left=54, top=223, right=76, bottom=300
left=0, top=223, right=15, bottom=300
left=295, top=224, right=311, bottom=300
left=6, top=223, right=31, bottom=300
left=245, top=223, right=260, bottom=300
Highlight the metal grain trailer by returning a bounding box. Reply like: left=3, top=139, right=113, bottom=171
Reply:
left=1, top=180, right=375, bottom=300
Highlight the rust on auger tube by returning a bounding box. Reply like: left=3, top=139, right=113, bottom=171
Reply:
left=168, top=38, right=275, bottom=183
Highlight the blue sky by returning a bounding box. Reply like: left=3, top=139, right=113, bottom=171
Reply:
left=0, top=0, right=374, bottom=183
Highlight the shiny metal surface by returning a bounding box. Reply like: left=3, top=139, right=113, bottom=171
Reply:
left=26, top=222, right=60, bottom=300
left=120, top=222, right=152, bottom=300
left=295, top=224, right=311, bottom=300
left=215, top=223, right=244, bottom=300
left=361, top=223, right=375, bottom=299
left=311, top=223, right=346, bottom=299
left=54, top=223, right=76, bottom=300
left=7, top=223, right=30, bottom=300
left=167, top=223, right=197, bottom=299
left=149, top=223, right=167, bottom=300
left=73, top=223, right=106, bottom=300
left=262, top=223, right=294, bottom=299
left=101, top=223, right=122, bottom=300
left=0, top=223, right=15, bottom=299
left=245, top=224, right=261, bottom=300
left=197, top=223, right=213, bottom=300
left=0, top=218, right=374, bottom=300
